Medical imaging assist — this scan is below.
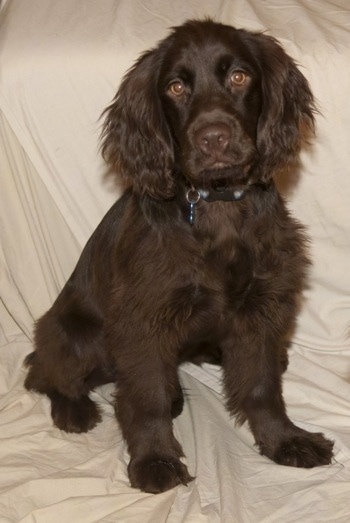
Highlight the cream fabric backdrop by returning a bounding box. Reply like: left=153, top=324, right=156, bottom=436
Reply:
left=1, top=1, right=349, bottom=521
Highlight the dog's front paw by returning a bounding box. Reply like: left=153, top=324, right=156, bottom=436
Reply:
left=267, top=431, right=334, bottom=468
left=128, top=456, right=194, bottom=493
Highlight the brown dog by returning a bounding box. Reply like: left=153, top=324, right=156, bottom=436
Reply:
left=25, top=19, right=334, bottom=493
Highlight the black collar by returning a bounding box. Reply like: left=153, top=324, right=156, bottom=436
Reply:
left=185, top=182, right=270, bottom=225
left=197, top=186, right=245, bottom=202
left=185, top=185, right=245, bottom=225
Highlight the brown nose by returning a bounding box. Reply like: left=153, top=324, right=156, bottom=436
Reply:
left=194, top=123, right=231, bottom=156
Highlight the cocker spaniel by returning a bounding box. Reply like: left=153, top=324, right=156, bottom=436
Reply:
left=25, top=19, right=334, bottom=493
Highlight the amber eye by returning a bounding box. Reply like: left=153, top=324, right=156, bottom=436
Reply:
left=168, top=81, right=185, bottom=97
left=230, top=71, right=248, bottom=86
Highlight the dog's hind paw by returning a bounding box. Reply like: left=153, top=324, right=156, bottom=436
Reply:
left=50, top=393, right=102, bottom=433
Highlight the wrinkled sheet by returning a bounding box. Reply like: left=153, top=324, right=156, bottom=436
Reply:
left=0, top=1, right=349, bottom=521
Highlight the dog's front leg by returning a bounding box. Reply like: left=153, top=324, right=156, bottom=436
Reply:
left=112, top=345, right=193, bottom=493
left=221, top=326, right=334, bottom=468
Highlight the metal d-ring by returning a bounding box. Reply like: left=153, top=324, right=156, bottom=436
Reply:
left=185, top=188, right=200, bottom=226
left=186, top=188, right=201, bottom=204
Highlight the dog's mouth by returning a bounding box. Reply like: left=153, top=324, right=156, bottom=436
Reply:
left=194, top=163, right=252, bottom=190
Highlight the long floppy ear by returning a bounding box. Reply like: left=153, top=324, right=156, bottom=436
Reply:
left=101, top=47, right=175, bottom=199
left=247, top=33, right=317, bottom=180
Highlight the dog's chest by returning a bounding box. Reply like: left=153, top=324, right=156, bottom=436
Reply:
left=164, top=224, right=255, bottom=346
left=194, top=201, right=252, bottom=278
left=183, top=208, right=256, bottom=311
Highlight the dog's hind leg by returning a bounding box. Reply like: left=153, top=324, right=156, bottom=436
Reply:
left=25, top=349, right=106, bottom=433
left=24, top=286, right=110, bottom=433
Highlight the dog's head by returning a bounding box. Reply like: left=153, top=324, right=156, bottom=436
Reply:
left=102, top=19, right=316, bottom=199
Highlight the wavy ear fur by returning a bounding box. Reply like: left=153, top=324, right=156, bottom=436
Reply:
left=101, top=46, right=175, bottom=199
left=244, top=32, right=317, bottom=180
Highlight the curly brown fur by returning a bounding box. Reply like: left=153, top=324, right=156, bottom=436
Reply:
left=25, top=19, right=333, bottom=493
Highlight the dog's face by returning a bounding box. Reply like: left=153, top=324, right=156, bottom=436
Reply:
left=159, top=24, right=262, bottom=189
left=102, top=19, right=316, bottom=198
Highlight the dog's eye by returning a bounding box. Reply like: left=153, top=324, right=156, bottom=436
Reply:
left=167, top=81, right=185, bottom=97
left=230, top=71, right=248, bottom=87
